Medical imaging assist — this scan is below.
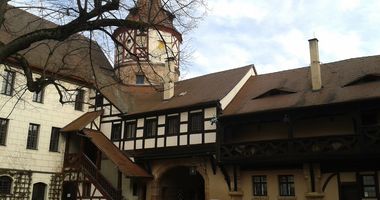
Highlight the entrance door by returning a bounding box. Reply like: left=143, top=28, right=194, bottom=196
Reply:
left=160, top=166, right=205, bottom=200
left=62, top=181, right=77, bottom=200
left=340, top=182, right=359, bottom=200
left=32, top=182, right=46, bottom=200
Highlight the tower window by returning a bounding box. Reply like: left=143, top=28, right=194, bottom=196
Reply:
left=136, top=75, right=145, bottom=85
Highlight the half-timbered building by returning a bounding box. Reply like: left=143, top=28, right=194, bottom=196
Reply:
left=3, top=1, right=380, bottom=200
left=218, top=39, right=380, bottom=200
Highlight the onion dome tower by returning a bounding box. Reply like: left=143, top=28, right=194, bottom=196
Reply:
left=113, top=0, right=182, bottom=85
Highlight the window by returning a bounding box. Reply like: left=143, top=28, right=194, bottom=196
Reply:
left=111, top=123, right=122, bottom=140
left=49, top=127, right=60, bottom=152
left=136, top=75, right=145, bottom=85
left=82, top=182, right=91, bottom=197
left=75, top=89, right=85, bottom=111
left=166, top=115, right=179, bottom=135
left=95, top=93, right=103, bottom=107
left=361, top=175, right=377, bottom=198
left=144, top=118, right=157, bottom=137
left=27, top=123, right=39, bottom=150
left=1, top=70, right=15, bottom=96
left=32, top=89, right=44, bottom=103
left=252, top=176, right=267, bottom=196
left=0, top=176, right=12, bottom=194
left=279, top=175, right=295, bottom=196
left=32, top=182, right=46, bottom=200
left=0, top=118, right=9, bottom=146
left=189, top=112, right=203, bottom=133
left=124, top=121, right=136, bottom=139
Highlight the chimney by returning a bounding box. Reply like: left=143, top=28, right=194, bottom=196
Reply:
left=163, top=57, right=175, bottom=100
left=308, top=38, right=322, bottom=91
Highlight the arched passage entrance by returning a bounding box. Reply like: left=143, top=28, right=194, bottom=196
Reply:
left=159, top=166, right=205, bottom=200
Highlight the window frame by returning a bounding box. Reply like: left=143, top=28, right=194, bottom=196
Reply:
left=166, top=115, right=180, bottom=135
left=0, top=118, right=9, bottom=146
left=144, top=118, right=157, bottom=138
left=111, top=122, right=122, bottom=141
left=136, top=74, right=145, bottom=85
left=94, top=93, right=103, bottom=107
left=278, top=175, right=295, bottom=196
left=1, top=70, right=16, bottom=96
left=360, top=174, right=378, bottom=198
left=26, top=123, right=40, bottom=150
left=188, top=112, right=204, bottom=133
left=252, top=175, right=267, bottom=196
left=124, top=121, right=136, bottom=139
left=74, top=89, right=85, bottom=111
left=32, top=88, right=44, bottom=103
left=0, top=175, right=12, bottom=195
left=49, top=127, right=60, bottom=152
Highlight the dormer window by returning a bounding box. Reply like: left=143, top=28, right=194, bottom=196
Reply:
left=252, top=88, right=296, bottom=100
left=343, top=74, right=380, bottom=87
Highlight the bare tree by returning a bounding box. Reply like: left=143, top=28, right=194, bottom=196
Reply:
left=0, top=0, right=206, bottom=108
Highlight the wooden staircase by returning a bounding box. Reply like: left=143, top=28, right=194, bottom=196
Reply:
left=64, top=153, right=123, bottom=200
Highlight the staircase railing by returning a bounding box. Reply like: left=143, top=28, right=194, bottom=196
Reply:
left=64, top=153, right=122, bottom=200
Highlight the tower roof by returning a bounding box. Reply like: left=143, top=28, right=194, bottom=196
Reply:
left=125, top=0, right=182, bottom=41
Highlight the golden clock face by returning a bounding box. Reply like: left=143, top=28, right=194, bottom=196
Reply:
left=157, top=40, right=165, bottom=50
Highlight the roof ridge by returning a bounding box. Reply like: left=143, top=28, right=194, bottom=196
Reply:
left=255, top=54, right=380, bottom=77
left=179, top=64, right=254, bottom=83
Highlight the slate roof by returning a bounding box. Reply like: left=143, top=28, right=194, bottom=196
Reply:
left=223, top=55, right=380, bottom=117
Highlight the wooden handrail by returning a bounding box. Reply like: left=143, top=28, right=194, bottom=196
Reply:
left=79, top=153, right=122, bottom=200
left=64, top=153, right=122, bottom=200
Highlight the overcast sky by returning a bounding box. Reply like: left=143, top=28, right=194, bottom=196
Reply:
left=181, top=0, right=380, bottom=78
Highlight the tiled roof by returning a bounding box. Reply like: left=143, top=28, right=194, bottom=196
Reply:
left=1, top=7, right=116, bottom=86
left=223, top=55, right=380, bottom=116
left=105, top=65, right=254, bottom=115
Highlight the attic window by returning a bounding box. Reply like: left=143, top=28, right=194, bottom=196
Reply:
left=343, top=74, right=380, bottom=87
left=252, top=88, right=296, bottom=99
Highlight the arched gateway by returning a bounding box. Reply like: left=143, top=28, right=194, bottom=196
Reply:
left=158, top=166, right=205, bottom=200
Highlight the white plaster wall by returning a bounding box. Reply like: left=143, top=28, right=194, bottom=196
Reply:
left=148, top=30, right=179, bottom=63
left=0, top=64, right=91, bottom=173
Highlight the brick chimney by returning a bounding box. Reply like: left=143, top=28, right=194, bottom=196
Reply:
left=308, top=38, right=322, bottom=91
left=163, top=58, right=175, bottom=100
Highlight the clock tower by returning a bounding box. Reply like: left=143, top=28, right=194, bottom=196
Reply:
left=114, top=0, right=182, bottom=85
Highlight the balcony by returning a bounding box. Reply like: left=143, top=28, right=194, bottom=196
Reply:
left=220, top=126, right=380, bottom=163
